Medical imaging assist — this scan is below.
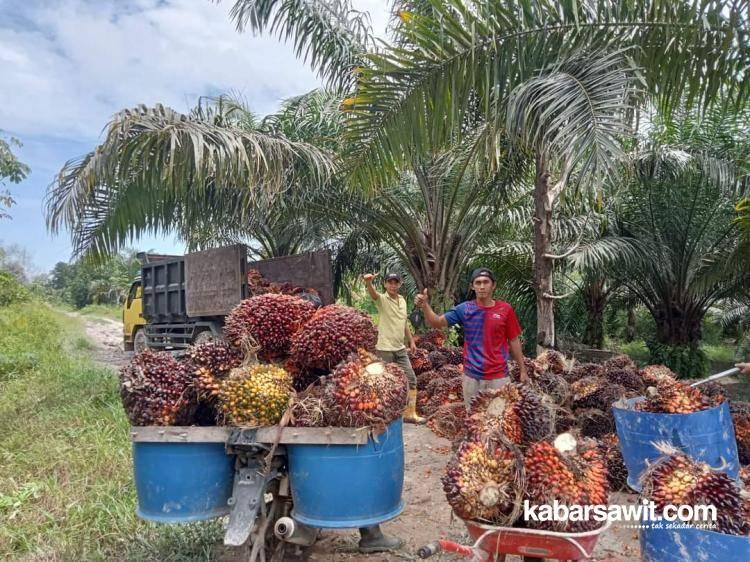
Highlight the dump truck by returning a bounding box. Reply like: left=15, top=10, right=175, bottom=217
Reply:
left=122, top=245, right=333, bottom=353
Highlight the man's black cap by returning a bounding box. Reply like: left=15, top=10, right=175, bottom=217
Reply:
left=470, top=268, right=496, bottom=283
left=384, top=272, right=402, bottom=282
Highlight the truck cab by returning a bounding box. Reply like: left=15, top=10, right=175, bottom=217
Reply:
left=123, top=278, right=146, bottom=352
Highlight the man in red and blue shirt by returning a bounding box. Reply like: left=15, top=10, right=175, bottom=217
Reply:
left=415, top=268, right=528, bottom=409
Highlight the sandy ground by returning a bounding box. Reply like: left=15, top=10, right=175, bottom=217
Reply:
left=80, top=313, right=639, bottom=561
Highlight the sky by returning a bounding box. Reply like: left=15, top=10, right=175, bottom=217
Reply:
left=0, top=0, right=389, bottom=275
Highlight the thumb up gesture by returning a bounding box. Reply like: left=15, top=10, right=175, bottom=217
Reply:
left=414, top=288, right=429, bottom=308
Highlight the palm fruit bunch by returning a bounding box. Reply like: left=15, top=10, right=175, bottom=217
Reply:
left=408, top=347, right=432, bottom=374
left=571, top=376, right=626, bottom=411
left=467, top=384, right=552, bottom=446
left=579, top=408, right=615, bottom=438
left=323, top=351, right=408, bottom=427
left=605, top=368, right=645, bottom=393
left=639, top=364, right=676, bottom=387
left=731, top=401, right=750, bottom=418
left=120, top=350, right=197, bottom=426
left=247, top=269, right=321, bottom=302
left=534, top=349, right=567, bottom=375
left=564, top=362, right=604, bottom=384
left=597, top=433, right=628, bottom=491
left=436, top=364, right=463, bottom=379
left=218, top=364, right=292, bottom=426
left=417, top=329, right=446, bottom=349
left=640, top=448, right=749, bottom=535
left=291, top=305, right=377, bottom=370
left=532, top=371, right=569, bottom=405
left=188, top=341, right=243, bottom=398
left=428, top=349, right=450, bottom=369
left=636, top=378, right=713, bottom=414
left=224, top=294, right=315, bottom=360
left=733, top=414, right=750, bottom=465
left=698, top=381, right=726, bottom=404
left=416, top=369, right=437, bottom=390
left=422, top=376, right=463, bottom=416
left=427, top=402, right=467, bottom=441
left=442, top=439, right=523, bottom=524
left=603, top=354, right=637, bottom=372
left=509, top=357, right=538, bottom=382
left=443, top=346, right=463, bottom=365
left=524, top=434, right=609, bottom=532
left=554, top=407, right=578, bottom=433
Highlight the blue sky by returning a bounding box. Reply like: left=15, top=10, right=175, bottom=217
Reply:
left=0, top=0, right=388, bottom=274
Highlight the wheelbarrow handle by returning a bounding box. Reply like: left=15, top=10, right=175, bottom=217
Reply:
left=417, top=540, right=487, bottom=561
left=690, top=367, right=740, bottom=387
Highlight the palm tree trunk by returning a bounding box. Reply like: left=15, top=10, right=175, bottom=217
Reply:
left=582, top=279, right=606, bottom=349
left=626, top=307, right=636, bottom=342
left=533, top=154, right=555, bottom=353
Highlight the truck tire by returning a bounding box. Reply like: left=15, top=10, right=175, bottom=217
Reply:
left=133, top=329, right=148, bottom=354
left=193, top=329, right=215, bottom=346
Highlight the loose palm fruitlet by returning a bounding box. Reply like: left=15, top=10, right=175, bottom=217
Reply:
left=291, top=305, right=377, bottom=370
left=640, top=448, right=749, bottom=535
left=218, top=365, right=292, bottom=426
left=189, top=341, right=243, bottom=397
left=524, top=434, right=609, bottom=532
left=224, top=294, right=315, bottom=360
left=597, top=433, right=628, bottom=491
left=534, top=349, right=567, bottom=375
left=443, top=439, right=524, bottom=524
left=467, top=384, right=552, bottom=446
left=323, top=351, right=408, bottom=428
left=637, top=378, right=714, bottom=414
left=120, top=350, right=197, bottom=426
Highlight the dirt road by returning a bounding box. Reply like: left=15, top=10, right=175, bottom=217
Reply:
left=80, top=313, right=635, bottom=561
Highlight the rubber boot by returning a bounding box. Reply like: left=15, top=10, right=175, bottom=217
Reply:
left=404, top=389, right=426, bottom=424
left=358, top=525, right=403, bottom=553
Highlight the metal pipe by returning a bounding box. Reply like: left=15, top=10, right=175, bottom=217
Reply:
left=274, top=517, right=319, bottom=546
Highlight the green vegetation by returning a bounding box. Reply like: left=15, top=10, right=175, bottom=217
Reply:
left=0, top=301, right=220, bottom=560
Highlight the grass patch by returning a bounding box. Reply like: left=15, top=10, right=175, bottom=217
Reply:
left=610, top=339, right=650, bottom=365
left=701, top=343, right=736, bottom=364
left=77, top=304, right=123, bottom=322
left=0, top=301, right=219, bottom=560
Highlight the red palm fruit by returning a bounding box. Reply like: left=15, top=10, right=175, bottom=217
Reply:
left=639, top=364, right=677, bottom=386
left=605, top=368, right=645, bottom=393
left=637, top=378, right=712, bottom=414
left=564, top=362, right=604, bottom=384
left=597, top=433, right=628, bottom=491
left=188, top=340, right=243, bottom=398
left=417, top=329, right=446, bottom=348
left=509, top=356, right=539, bottom=382
left=604, top=354, right=637, bottom=372
left=733, top=414, right=750, bottom=465
left=427, top=402, right=467, bottom=441
left=408, top=347, right=432, bottom=374
left=534, top=349, right=567, bottom=375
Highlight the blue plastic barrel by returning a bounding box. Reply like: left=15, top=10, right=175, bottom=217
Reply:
left=613, top=398, right=739, bottom=491
left=641, top=525, right=750, bottom=561
left=286, top=417, right=405, bottom=528
left=133, top=442, right=235, bottom=523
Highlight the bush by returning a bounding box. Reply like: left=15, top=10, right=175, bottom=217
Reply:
left=0, top=271, right=30, bottom=307
left=646, top=341, right=708, bottom=379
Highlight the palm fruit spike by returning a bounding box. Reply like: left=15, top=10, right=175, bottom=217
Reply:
left=532, top=371, right=569, bottom=405
left=442, top=439, right=523, bottom=524
left=638, top=378, right=712, bottom=414
left=408, top=347, right=432, bottom=375
left=564, top=362, right=603, bottom=384
left=603, top=354, right=637, bottom=371
left=639, top=364, right=677, bottom=386
left=218, top=364, right=292, bottom=426
left=188, top=340, right=243, bottom=398
left=597, top=433, right=628, bottom=491
left=467, top=383, right=552, bottom=446
left=290, top=305, right=377, bottom=370
left=120, top=350, right=197, bottom=426
left=733, top=414, right=750, bottom=465
left=534, top=349, right=567, bottom=375
left=427, top=402, right=467, bottom=441
left=641, top=448, right=749, bottom=535
left=605, top=368, right=645, bottom=393
left=578, top=408, right=615, bottom=438
left=224, top=294, right=315, bottom=360
left=323, top=351, right=408, bottom=428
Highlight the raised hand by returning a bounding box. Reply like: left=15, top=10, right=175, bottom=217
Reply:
left=414, top=288, right=429, bottom=308
left=362, top=273, right=375, bottom=283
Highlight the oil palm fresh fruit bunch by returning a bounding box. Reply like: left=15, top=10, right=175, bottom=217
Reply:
left=323, top=351, right=407, bottom=427
left=733, top=414, right=750, bottom=465
left=408, top=347, right=432, bottom=374
left=698, top=381, right=726, bottom=404
left=597, top=433, right=628, bottom=491
left=442, top=439, right=523, bottom=524
left=533, top=371, right=569, bottom=405
left=443, top=346, right=463, bottom=365
left=291, top=305, right=377, bottom=370
left=218, top=364, right=292, bottom=426
left=428, top=349, right=449, bottom=369
left=534, top=349, right=567, bottom=375
left=579, top=408, right=615, bottom=438
left=422, top=377, right=463, bottom=416
left=605, top=368, right=645, bottom=393
left=554, top=407, right=578, bottom=433
left=224, top=294, right=315, bottom=360
left=637, top=378, right=712, bottom=414
left=639, top=364, right=677, bottom=386
left=188, top=340, right=243, bottom=398
left=641, top=447, right=748, bottom=535
left=603, top=354, right=637, bottom=371
left=416, top=369, right=437, bottom=389
left=571, top=377, right=627, bottom=411
left=467, top=384, right=552, bottom=446
left=436, top=364, right=463, bottom=379
left=281, top=357, right=326, bottom=392
left=564, top=362, right=603, bottom=384
left=524, top=433, right=608, bottom=532
left=417, top=329, right=446, bottom=348
left=509, top=356, right=538, bottom=382
left=427, top=402, right=466, bottom=441
left=120, top=350, right=197, bottom=426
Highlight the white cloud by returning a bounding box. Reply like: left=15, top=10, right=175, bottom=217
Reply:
left=0, top=0, right=390, bottom=141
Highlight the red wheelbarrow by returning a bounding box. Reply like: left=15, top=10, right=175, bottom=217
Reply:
left=417, top=518, right=612, bottom=562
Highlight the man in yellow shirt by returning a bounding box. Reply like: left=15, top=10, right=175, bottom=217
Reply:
left=363, top=272, right=424, bottom=424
